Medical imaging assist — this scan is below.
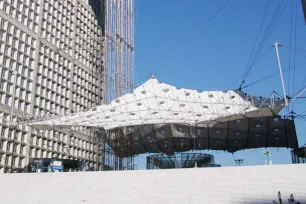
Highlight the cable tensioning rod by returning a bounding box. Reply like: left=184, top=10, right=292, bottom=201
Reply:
left=239, top=0, right=288, bottom=89
left=241, top=59, right=306, bottom=89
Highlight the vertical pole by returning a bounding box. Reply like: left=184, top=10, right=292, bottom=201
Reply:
left=273, top=41, right=288, bottom=107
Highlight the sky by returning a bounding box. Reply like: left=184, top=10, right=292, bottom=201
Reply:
left=132, top=0, right=306, bottom=169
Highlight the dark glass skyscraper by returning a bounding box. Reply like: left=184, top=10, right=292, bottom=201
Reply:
left=88, top=0, right=106, bottom=34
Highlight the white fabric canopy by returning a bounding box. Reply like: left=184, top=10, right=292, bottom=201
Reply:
left=30, top=77, right=285, bottom=130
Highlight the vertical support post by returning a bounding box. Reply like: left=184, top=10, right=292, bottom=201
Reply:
left=273, top=41, right=288, bottom=107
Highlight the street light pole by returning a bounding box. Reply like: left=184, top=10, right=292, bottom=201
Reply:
left=263, top=150, right=272, bottom=165
left=130, top=163, right=138, bottom=170
left=235, top=159, right=244, bottom=166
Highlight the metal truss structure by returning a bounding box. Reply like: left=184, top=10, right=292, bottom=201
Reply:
left=103, top=0, right=135, bottom=169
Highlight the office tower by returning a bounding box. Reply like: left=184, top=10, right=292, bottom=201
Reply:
left=0, top=0, right=134, bottom=173
left=0, top=0, right=105, bottom=173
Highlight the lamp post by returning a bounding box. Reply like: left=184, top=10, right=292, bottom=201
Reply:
left=235, top=159, right=244, bottom=166
left=263, top=150, right=272, bottom=165
left=130, top=162, right=138, bottom=170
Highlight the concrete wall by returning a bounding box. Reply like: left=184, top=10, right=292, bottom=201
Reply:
left=0, top=164, right=305, bottom=204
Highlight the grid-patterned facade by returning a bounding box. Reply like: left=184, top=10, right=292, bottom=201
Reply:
left=0, top=0, right=104, bottom=173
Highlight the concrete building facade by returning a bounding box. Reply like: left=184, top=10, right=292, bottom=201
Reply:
left=0, top=0, right=105, bottom=173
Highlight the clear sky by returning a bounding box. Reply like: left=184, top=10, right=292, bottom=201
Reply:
left=133, top=0, right=306, bottom=169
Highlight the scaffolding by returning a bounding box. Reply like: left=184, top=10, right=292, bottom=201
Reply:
left=104, top=0, right=134, bottom=102
left=102, top=0, right=135, bottom=170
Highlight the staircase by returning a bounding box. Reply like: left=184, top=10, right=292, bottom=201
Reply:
left=0, top=164, right=305, bottom=204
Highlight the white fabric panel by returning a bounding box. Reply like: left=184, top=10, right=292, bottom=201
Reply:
left=30, top=78, right=285, bottom=130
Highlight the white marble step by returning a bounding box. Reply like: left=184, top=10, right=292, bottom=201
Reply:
left=0, top=164, right=305, bottom=204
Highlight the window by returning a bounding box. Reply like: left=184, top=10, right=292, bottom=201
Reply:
left=0, top=31, right=3, bottom=40
left=0, top=81, right=5, bottom=90
left=1, top=20, right=5, bottom=28
left=7, top=130, right=11, bottom=139
left=0, top=141, right=3, bottom=150
left=8, top=73, right=13, bottom=81
left=6, top=142, right=11, bottom=151
left=13, top=144, right=17, bottom=153
left=1, top=128, right=5, bottom=138
left=5, top=95, right=10, bottom=105
left=18, top=158, right=22, bottom=167
left=5, top=156, right=9, bottom=165
left=1, top=70, right=5, bottom=78
left=6, top=84, right=11, bottom=93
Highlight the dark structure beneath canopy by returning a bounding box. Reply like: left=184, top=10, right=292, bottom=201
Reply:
left=100, top=116, right=298, bottom=157
left=291, top=147, right=306, bottom=164
left=146, top=153, right=219, bottom=169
